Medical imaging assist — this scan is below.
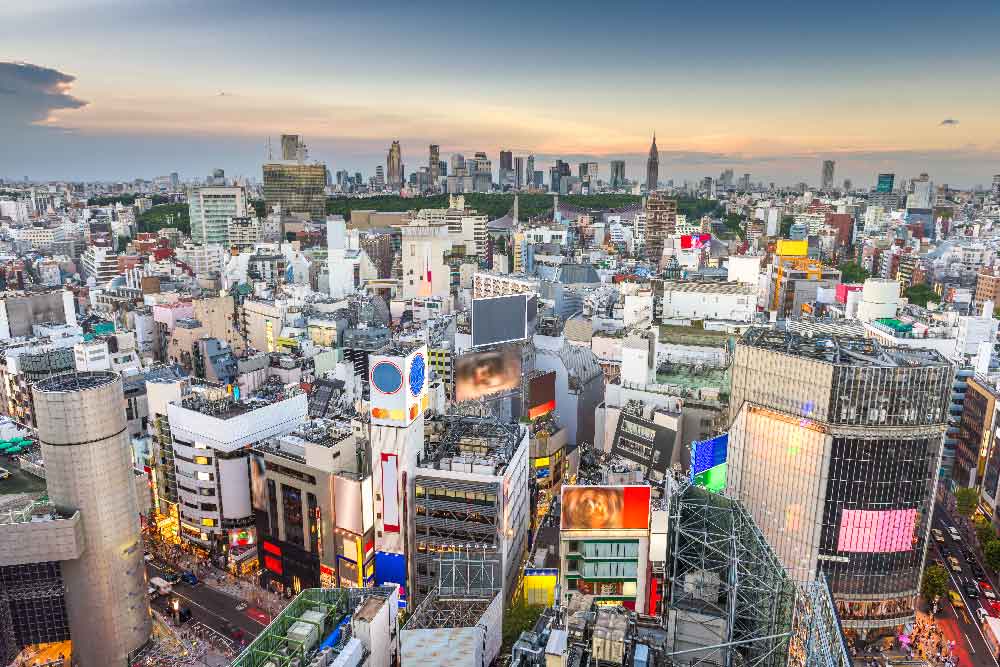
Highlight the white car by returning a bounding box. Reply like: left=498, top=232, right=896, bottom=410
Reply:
left=977, top=606, right=991, bottom=624
left=948, top=526, right=962, bottom=542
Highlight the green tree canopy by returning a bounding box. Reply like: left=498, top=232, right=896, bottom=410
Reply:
left=502, top=603, right=543, bottom=655
left=986, top=540, right=1000, bottom=572
left=955, top=487, right=979, bottom=518
left=838, top=261, right=870, bottom=285
left=920, top=564, right=949, bottom=602
left=904, top=283, right=941, bottom=308
left=976, top=517, right=996, bottom=547
left=137, top=203, right=190, bottom=236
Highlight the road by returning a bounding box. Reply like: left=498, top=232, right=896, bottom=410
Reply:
left=931, top=503, right=1000, bottom=667
left=146, top=559, right=266, bottom=644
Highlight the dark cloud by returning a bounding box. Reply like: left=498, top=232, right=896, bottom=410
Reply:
left=939, top=118, right=959, bottom=126
left=0, top=61, right=87, bottom=128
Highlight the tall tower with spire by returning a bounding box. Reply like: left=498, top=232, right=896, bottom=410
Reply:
left=645, top=133, right=659, bottom=192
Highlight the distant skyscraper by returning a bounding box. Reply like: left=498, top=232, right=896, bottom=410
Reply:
left=645, top=134, right=659, bottom=192
left=525, top=155, right=535, bottom=187
left=281, top=134, right=303, bottom=161
left=843, top=178, right=852, bottom=192
left=499, top=150, right=513, bottom=171
left=877, top=173, right=895, bottom=194
left=822, top=160, right=835, bottom=190
left=609, top=160, right=626, bottom=189
left=189, top=185, right=248, bottom=245
left=514, top=156, right=525, bottom=189
left=740, top=173, right=751, bottom=191
left=375, top=165, right=385, bottom=188
left=429, top=144, right=440, bottom=187
left=387, top=140, right=403, bottom=187
left=262, top=162, right=326, bottom=219
left=499, top=149, right=514, bottom=189
left=993, top=175, right=1000, bottom=198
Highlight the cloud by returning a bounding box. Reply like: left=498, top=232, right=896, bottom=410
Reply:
left=939, top=118, right=959, bottom=126
left=0, top=61, right=87, bottom=128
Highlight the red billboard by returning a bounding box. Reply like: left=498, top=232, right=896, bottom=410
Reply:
left=561, top=486, right=651, bottom=530
left=680, top=233, right=711, bottom=249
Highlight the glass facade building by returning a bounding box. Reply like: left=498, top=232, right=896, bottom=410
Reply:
left=262, top=163, right=327, bottom=221
left=728, top=329, right=952, bottom=636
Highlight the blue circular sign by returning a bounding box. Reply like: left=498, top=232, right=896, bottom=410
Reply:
left=371, top=361, right=403, bottom=394
left=409, top=353, right=426, bottom=397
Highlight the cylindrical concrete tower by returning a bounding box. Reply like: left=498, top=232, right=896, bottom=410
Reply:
left=33, top=372, right=151, bottom=666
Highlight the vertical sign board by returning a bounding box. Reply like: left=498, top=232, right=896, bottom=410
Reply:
left=381, top=453, right=400, bottom=532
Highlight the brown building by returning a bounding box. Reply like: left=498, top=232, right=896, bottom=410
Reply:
left=975, top=270, right=1000, bottom=312
left=958, top=376, right=999, bottom=488
left=643, top=193, right=677, bottom=265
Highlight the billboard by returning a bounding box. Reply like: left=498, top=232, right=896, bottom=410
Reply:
left=229, top=527, right=255, bottom=548
left=250, top=453, right=267, bottom=510
left=837, top=508, right=917, bottom=553
left=690, top=434, right=728, bottom=477
left=381, top=453, right=400, bottom=532
left=611, top=413, right=675, bottom=475
left=455, top=346, right=521, bottom=402
left=472, top=294, right=529, bottom=347
left=561, top=486, right=651, bottom=530
left=680, top=233, right=711, bottom=249
left=527, top=372, right=556, bottom=420
left=370, top=345, right=428, bottom=426
left=334, top=476, right=363, bottom=535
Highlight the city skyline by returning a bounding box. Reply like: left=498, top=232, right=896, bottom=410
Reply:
left=2, top=0, right=1000, bottom=185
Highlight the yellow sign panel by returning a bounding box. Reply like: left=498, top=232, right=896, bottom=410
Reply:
left=776, top=239, right=808, bottom=257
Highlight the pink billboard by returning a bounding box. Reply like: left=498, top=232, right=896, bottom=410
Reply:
left=837, top=509, right=917, bottom=553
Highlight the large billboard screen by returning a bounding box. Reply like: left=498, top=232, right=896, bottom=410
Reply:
left=334, top=476, right=363, bottom=535
left=472, top=294, right=528, bottom=347
left=837, top=509, right=917, bottom=553
left=561, top=486, right=651, bottom=530
left=381, top=453, right=399, bottom=532
left=611, top=413, right=674, bottom=475
left=877, top=173, right=895, bottom=193
left=690, top=434, right=728, bottom=477
left=251, top=453, right=267, bottom=510
left=455, top=346, right=521, bottom=402
left=680, top=233, right=711, bottom=249
left=527, top=371, right=556, bottom=420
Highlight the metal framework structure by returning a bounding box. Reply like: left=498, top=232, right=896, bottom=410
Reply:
left=405, top=554, right=499, bottom=631
left=787, top=577, right=851, bottom=667
left=664, top=476, right=795, bottom=667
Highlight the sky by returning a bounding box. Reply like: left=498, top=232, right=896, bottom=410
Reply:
left=2, top=0, right=1000, bottom=187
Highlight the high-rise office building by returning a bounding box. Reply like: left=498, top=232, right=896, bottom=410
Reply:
left=262, top=163, right=326, bottom=220
left=740, top=173, right=751, bottom=191
left=499, top=149, right=513, bottom=171
left=525, top=155, right=535, bottom=188
left=877, top=173, right=895, bottom=193
left=727, top=329, right=952, bottom=633
left=643, top=192, right=677, bottom=264
left=514, top=156, right=525, bottom=189
left=610, top=160, right=626, bottom=188
left=387, top=141, right=403, bottom=187
left=992, top=174, right=1000, bottom=198
left=645, top=134, right=659, bottom=192
left=429, top=144, right=440, bottom=187
left=280, top=134, right=304, bottom=161
left=32, top=372, right=153, bottom=666
left=821, top=160, right=835, bottom=190
left=499, top=150, right=514, bottom=190
left=375, top=165, right=385, bottom=188
left=188, top=185, right=248, bottom=245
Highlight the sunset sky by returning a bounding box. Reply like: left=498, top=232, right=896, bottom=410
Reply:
left=3, top=0, right=999, bottom=186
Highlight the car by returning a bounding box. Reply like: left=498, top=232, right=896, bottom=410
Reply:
left=0, top=467, right=10, bottom=480
left=162, top=570, right=181, bottom=584
left=980, top=581, right=997, bottom=600
left=991, top=599, right=1000, bottom=616
left=933, top=558, right=945, bottom=569
left=932, top=528, right=946, bottom=543
left=144, top=553, right=154, bottom=562
left=949, top=590, right=966, bottom=609
left=948, top=526, right=962, bottom=542
left=977, top=606, right=992, bottom=623
left=965, top=582, right=980, bottom=598
left=235, top=601, right=248, bottom=611
left=972, top=561, right=986, bottom=578
left=948, top=556, right=963, bottom=573
left=964, top=549, right=976, bottom=561
left=179, top=571, right=198, bottom=586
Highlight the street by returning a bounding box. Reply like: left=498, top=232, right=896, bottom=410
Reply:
left=146, top=559, right=267, bottom=645
left=931, top=502, right=1000, bottom=667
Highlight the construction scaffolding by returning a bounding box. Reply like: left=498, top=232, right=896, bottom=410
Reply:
left=663, top=476, right=795, bottom=667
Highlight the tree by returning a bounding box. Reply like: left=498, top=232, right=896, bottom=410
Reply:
left=838, top=261, right=870, bottom=285
left=976, top=517, right=996, bottom=547
left=985, top=540, right=1000, bottom=573
left=780, top=215, right=794, bottom=238
left=502, top=603, right=543, bottom=655
left=904, top=283, right=941, bottom=308
left=920, top=564, right=949, bottom=602
left=955, top=487, right=979, bottom=518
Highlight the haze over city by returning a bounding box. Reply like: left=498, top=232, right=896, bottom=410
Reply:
left=3, top=0, right=1000, bottom=184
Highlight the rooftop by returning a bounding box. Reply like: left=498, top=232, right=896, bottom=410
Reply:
left=741, top=327, right=952, bottom=367
left=179, top=378, right=302, bottom=419
left=420, top=415, right=524, bottom=476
